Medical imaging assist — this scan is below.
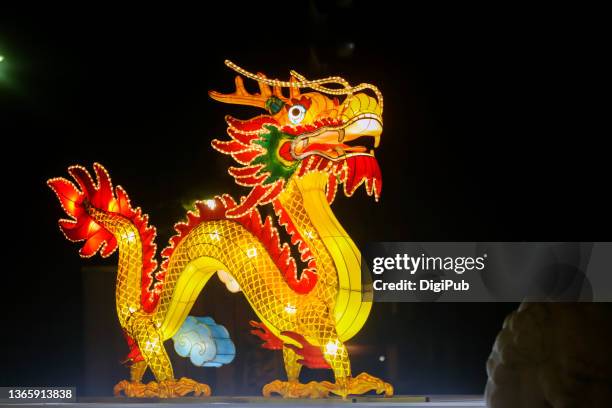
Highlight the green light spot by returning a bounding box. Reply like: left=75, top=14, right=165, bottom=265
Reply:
left=0, top=55, right=4, bottom=62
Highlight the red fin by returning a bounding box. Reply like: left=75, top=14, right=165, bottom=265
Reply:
left=228, top=165, right=264, bottom=178
left=49, top=164, right=161, bottom=311
left=225, top=115, right=277, bottom=132
left=122, top=332, right=144, bottom=364
left=249, top=321, right=283, bottom=350
left=48, top=164, right=127, bottom=257
left=225, top=184, right=270, bottom=218
left=281, top=331, right=331, bottom=369
left=272, top=200, right=318, bottom=293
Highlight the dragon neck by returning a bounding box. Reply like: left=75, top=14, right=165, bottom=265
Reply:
left=277, top=172, right=361, bottom=307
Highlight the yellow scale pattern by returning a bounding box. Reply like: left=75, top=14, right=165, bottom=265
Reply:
left=155, top=173, right=352, bottom=385
left=87, top=207, right=175, bottom=381
left=87, top=172, right=391, bottom=398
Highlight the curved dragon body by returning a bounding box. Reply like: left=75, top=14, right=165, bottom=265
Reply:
left=48, top=61, right=392, bottom=398
left=158, top=172, right=372, bottom=347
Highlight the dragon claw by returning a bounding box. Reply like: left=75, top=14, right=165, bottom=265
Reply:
left=262, top=373, right=393, bottom=399
left=339, top=372, right=394, bottom=398
left=113, top=378, right=211, bottom=398
left=113, top=380, right=147, bottom=398
left=262, top=380, right=331, bottom=398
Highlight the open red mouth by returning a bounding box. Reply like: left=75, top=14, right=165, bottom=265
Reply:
left=289, top=112, right=383, bottom=202
left=289, top=113, right=382, bottom=161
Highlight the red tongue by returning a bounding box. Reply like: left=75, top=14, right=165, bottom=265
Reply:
left=344, top=155, right=382, bottom=199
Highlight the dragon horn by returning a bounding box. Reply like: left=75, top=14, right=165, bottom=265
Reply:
left=209, top=75, right=270, bottom=109
left=273, top=85, right=286, bottom=102
left=212, top=60, right=383, bottom=112
left=256, top=72, right=272, bottom=99
left=289, top=76, right=300, bottom=99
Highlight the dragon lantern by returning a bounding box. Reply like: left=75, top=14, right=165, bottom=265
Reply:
left=48, top=60, right=392, bottom=398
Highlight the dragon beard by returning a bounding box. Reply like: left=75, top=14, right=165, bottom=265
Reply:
left=212, top=115, right=382, bottom=218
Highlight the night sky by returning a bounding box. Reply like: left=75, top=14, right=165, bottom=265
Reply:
left=1, top=2, right=607, bottom=397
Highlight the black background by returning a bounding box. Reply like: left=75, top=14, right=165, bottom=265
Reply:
left=0, top=1, right=607, bottom=397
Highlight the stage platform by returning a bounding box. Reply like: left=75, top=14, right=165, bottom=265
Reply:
left=1, top=395, right=486, bottom=408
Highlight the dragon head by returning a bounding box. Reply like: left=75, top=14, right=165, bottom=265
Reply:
left=209, top=61, right=383, bottom=218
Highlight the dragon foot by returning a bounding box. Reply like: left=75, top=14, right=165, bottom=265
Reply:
left=113, top=380, right=147, bottom=397
left=262, top=373, right=393, bottom=399
left=113, top=377, right=211, bottom=398
left=262, top=380, right=330, bottom=398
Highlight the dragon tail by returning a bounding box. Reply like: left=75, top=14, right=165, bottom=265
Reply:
left=47, top=163, right=163, bottom=312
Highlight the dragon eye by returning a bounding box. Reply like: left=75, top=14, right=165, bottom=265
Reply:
left=288, top=104, right=306, bottom=124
